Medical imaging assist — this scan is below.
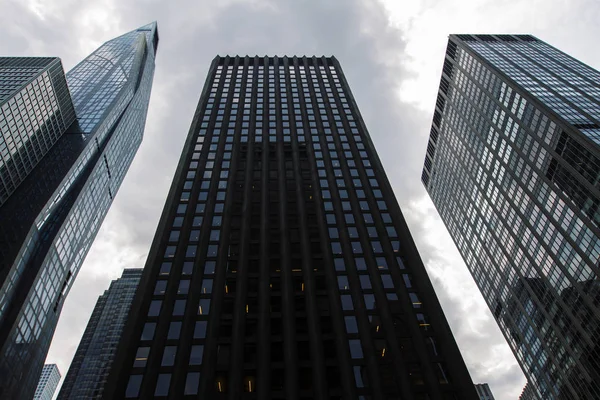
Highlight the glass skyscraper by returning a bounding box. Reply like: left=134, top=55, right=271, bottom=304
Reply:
left=422, top=34, right=600, bottom=399
left=0, top=22, right=158, bottom=399
left=58, top=268, right=142, bottom=399
left=104, top=55, right=478, bottom=399
left=0, top=57, right=76, bottom=205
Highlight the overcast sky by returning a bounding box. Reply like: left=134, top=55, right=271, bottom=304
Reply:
left=3, top=0, right=600, bottom=399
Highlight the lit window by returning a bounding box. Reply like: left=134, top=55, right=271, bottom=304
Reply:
left=133, top=347, right=149, bottom=367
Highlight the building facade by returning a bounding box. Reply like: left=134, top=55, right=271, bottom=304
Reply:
left=0, top=23, right=158, bottom=399
left=421, top=34, right=600, bottom=399
left=0, top=57, right=76, bottom=205
left=34, top=363, right=61, bottom=400
left=520, top=383, right=536, bottom=400
left=474, top=383, right=496, bottom=400
left=58, top=268, right=142, bottom=399
left=104, top=55, right=478, bottom=399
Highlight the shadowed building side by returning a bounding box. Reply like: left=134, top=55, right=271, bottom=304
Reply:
left=104, top=55, right=478, bottom=399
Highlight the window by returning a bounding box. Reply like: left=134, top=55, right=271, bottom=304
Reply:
left=201, top=279, right=213, bottom=294
left=125, top=375, right=143, bottom=398
left=198, top=299, right=211, bottom=315
left=344, top=316, right=358, bottom=334
left=207, top=245, right=218, bottom=257
left=168, top=322, right=182, bottom=340
left=164, top=246, right=176, bottom=258
left=169, top=231, right=180, bottom=242
left=182, top=262, right=193, bottom=275
left=190, top=345, right=204, bottom=365
left=359, top=275, right=372, bottom=289
left=185, top=372, right=200, bottom=395
left=141, top=323, right=156, bottom=341
left=186, top=246, right=197, bottom=258
left=160, top=262, right=171, bottom=275
left=133, top=347, right=150, bottom=367
left=341, top=295, right=354, bottom=310
left=205, top=261, right=216, bottom=274
left=331, top=242, right=342, bottom=254
left=162, top=346, right=177, bottom=366
left=173, top=300, right=186, bottom=316
left=337, top=276, right=349, bottom=290
left=354, top=366, right=365, bottom=388
left=409, top=293, right=422, bottom=308
left=402, top=274, right=412, bottom=288
left=364, top=294, right=376, bottom=310
left=178, top=280, right=190, bottom=295
left=355, top=258, right=367, bottom=270
left=382, top=274, right=394, bottom=289
left=194, top=321, right=208, bottom=339
left=376, top=257, right=388, bottom=270
left=154, top=281, right=167, bottom=295
left=349, top=340, right=363, bottom=359
left=148, top=301, right=161, bottom=317
left=155, top=374, right=171, bottom=396
left=372, top=241, right=383, bottom=253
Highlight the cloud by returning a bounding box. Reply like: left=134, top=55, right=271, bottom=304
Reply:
left=9, top=0, right=600, bottom=398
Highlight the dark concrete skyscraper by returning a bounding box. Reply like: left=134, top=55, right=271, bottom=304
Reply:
left=105, top=56, right=477, bottom=400
left=422, top=34, right=600, bottom=399
left=58, top=268, right=142, bottom=399
left=0, top=23, right=158, bottom=398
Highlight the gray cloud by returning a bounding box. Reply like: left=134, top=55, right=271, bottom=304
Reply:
left=10, top=0, right=590, bottom=398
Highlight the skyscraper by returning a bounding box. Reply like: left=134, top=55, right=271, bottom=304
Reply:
left=34, top=364, right=61, bottom=400
left=0, top=57, right=76, bottom=205
left=0, top=22, right=158, bottom=398
left=105, top=55, right=478, bottom=399
left=474, top=383, right=496, bottom=400
left=58, top=268, right=142, bottom=399
left=520, top=383, right=536, bottom=400
left=421, top=34, right=600, bottom=399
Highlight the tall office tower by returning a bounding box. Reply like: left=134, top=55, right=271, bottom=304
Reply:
left=34, top=363, right=61, bottom=400
left=520, top=383, right=536, bottom=400
left=474, top=383, right=496, bottom=400
left=58, top=268, right=142, bottom=399
left=421, top=34, right=600, bottom=399
left=0, top=22, right=158, bottom=399
left=105, top=56, right=478, bottom=400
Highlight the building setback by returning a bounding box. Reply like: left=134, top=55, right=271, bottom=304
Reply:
left=105, top=55, right=478, bottom=399
left=34, top=364, right=61, bottom=400
left=474, top=383, right=496, bottom=400
left=519, top=383, right=536, bottom=400
left=58, top=268, right=142, bottom=399
left=422, top=34, right=600, bottom=399
left=0, top=23, right=158, bottom=399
